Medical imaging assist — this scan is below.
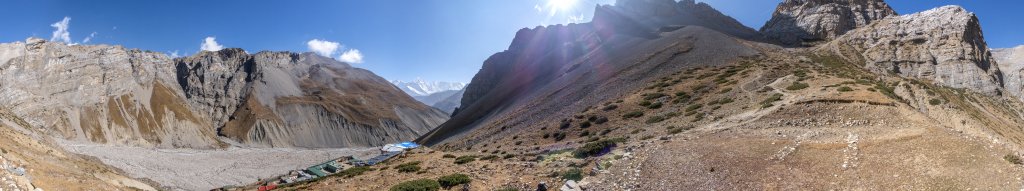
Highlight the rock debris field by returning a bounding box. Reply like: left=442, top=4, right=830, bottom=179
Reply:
left=60, top=142, right=378, bottom=191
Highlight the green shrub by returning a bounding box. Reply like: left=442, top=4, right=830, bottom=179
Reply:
left=562, top=168, right=583, bottom=181
left=761, top=93, right=783, bottom=108
left=719, top=88, right=732, bottom=94
left=579, top=131, right=590, bottom=137
left=646, top=102, right=663, bottom=109
left=602, top=105, right=618, bottom=111
left=786, top=82, right=809, bottom=90
left=442, top=154, right=456, bottom=158
left=396, top=161, right=422, bottom=173
left=874, top=82, right=899, bottom=100
left=668, top=128, right=683, bottom=134
left=553, top=132, right=567, bottom=141
left=645, top=116, right=666, bottom=124
left=593, top=116, right=609, bottom=124
left=622, top=111, right=644, bottom=119
left=559, top=120, right=571, bottom=129
left=480, top=155, right=499, bottom=160
left=437, top=173, right=472, bottom=189
left=643, top=93, right=667, bottom=100
left=641, top=135, right=655, bottom=140
left=454, top=156, right=477, bottom=165
left=685, top=104, right=702, bottom=112
left=390, top=179, right=440, bottom=191
left=503, top=154, right=515, bottom=159
left=665, top=112, right=680, bottom=118
left=837, top=86, right=853, bottom=92
left=929, top=98, right=943, bottom=105
left=336, top=166, right=373, bottom=178
left=639, top=100, right=652, bottom=107
left=579, top=121, right=591, bottom=128
left=717, top=98, right=733, bottom=105
left=573, top=138, right=624, bottom=158
left=1006, top=154, right=1022, bottom=165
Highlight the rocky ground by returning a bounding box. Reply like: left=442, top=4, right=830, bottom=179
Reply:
left=281, top=45, right=1024, bottom=190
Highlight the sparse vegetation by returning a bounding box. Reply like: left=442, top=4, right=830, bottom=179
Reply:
left=480, top=155, right=499, bottom=160
left=562, top=168, right=583, bottom=181
left=647, top=102, right=663, bottom=109
left=1005, top=154, right=1022, bottom=165
left=719, top=88, right=732, bottom=93
left=644, top=93, right=667, bottom=100
left=641, top=135, right=655, bottom=140
left=437, top=173, right=472, bottom=189
left=579, top=121, right=591, bottom=128
left=874, top=82, right=900, bottom=100
left=573, top=138, right=625, bottom=158
left=454, top=156, right=477, bottom=165
left=390, top=179, right=440, bottom=191
left=761, top=93, right=783, bottom=108
left=559, top=120, right=571, bottom=129
left=838, top=86, right=853, bottom=92
left=685, top=104, right=702, bottom=112
left=929, top=98, right=943, bottom=105
left=553, top=132, right=567, bottom=141
left=622, top=111, right=644, bottom=119
left=668, top=128, right=683, bottom=134
left=594, top=116, right=609, bottom=124
left=442, top=154, right=455, bottom=158
left=639, top=100, right=652, bottom=107
left=645, top=116, right=666, bottom=124
left=335, top=166, right=373, bottom=178
left=395, top=161, right=422, bottom=173
left=786, top=82, right=809, bottom=90
left=602, top=105, right=618, bottom=111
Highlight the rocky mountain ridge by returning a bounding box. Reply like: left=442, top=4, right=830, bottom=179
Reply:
left=0, top=38, right=447, bottom=148
left=822, top=5, right=1003, bottom=96
left=761, top=0, right=897, bottom=46
left=995, top=46, right=1024, bottom=101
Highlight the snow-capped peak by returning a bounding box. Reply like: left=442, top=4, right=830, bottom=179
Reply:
left=391, top=78, right=467, bottom=97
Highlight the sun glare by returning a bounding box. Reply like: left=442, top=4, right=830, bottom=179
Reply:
left=547, top=0, right=578, bottom=14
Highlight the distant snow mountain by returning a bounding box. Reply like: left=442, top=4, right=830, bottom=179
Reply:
left=391, top=79, right=467, bottom=97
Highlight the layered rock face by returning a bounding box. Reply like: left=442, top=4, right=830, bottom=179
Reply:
left=0, top=38, right=217, bottom=148
left=994, top=46, right=1024, bottom=100
left=823, top=6, right=1003, bottom=96
left=761, top=0, right=896, bottom=46
left=0, top=39, right=447, bottom=148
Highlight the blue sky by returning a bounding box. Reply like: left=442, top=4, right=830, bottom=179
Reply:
left=1, top=0, right=1021, bottom=83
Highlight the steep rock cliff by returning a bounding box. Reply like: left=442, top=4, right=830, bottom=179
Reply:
left=761, top=0, right=896, bottom=46
left=822, top=6, right=1003, bottom=96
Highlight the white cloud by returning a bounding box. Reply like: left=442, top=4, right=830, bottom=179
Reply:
left=50, top=17, right=71, bottom=43
left=534, top=4, right=543, bottom=12
left=306, top=39, right=340, bottom=57
left=82, top=32, right=97, bottom=43
left=339, top=49, right=364, bottom=64
left=200, top=37, right=223, bottom=51
left=168, top=50, right=180, bottom=58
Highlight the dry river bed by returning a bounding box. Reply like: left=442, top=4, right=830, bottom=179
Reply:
left=59, top=141, right=378, bottom=191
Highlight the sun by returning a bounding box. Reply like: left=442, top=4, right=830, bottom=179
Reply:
left=547, top=0, right=578, bottom=14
